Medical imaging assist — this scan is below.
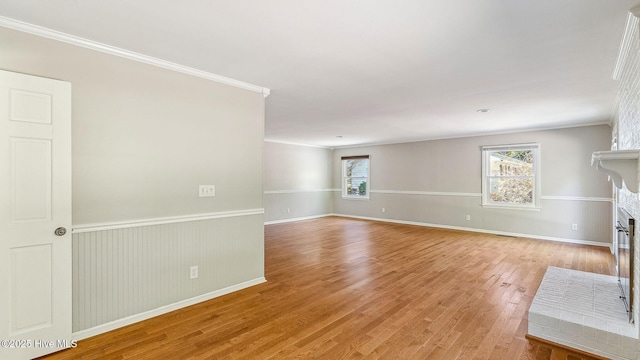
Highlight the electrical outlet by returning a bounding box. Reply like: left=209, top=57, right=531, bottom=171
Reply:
left=466, top=215, right=471, bottom=221
left=199, top=185, right=215, bottom=197
left=287, top=208, right=290, bottom=213
left=571, top=224, right=578, bottom=231
left=382, top=207, right=386, bottom=213
left=190, top=265, right=198, bottom=279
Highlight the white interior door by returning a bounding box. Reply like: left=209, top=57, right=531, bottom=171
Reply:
left=0, top=70, right=72, bottom=360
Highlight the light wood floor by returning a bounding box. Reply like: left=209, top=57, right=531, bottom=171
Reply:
left=40, top=217, right=615, bottom=359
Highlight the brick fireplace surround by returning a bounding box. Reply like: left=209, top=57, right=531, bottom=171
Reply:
left=529, top=267, right=638, bottom=359
left=529, top=7, right=640, bottom=360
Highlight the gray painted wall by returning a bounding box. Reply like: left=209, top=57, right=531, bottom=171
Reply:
left=0, top=27, right=265, bottom=334
left=332, top=125, right=613, bottom=244
left=0, top=27, right=265, bottom=225
left=333, top=126, right=612, bottom=197
left=264, top=141, right=333, bottom=223
left=264, top=126, right=613, bottom=244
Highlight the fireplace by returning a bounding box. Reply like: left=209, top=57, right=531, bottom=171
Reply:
left=616, top=206, right=635, bottom=323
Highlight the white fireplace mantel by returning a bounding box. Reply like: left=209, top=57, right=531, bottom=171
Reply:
left=591, top=150, right=640, bottom=193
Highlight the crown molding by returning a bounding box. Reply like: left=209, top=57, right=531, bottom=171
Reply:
left=263, top=139, right=331, bottom=149
left=0, top=16, right=270, bottom=96
left=612, top=7, right=640, bottom=80
left=331, top=121, right=610, bottom=149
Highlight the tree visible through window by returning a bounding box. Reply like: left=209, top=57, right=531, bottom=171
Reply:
left=482, top=144, right=540, bottom=209
left=342, top=155, right=369, bottom=199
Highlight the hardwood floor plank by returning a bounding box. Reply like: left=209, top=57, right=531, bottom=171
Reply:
left=38, top=217, right=615, bottom=360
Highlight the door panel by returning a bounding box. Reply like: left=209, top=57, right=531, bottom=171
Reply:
left=10, top=89, right=52, bottom=124
left=11, top=245, right=53, bottom=333
left=11, top=138, right=52, bottom=222
left=0, top=70, right=72, bottom=360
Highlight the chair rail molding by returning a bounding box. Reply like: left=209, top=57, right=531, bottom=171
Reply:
left=72, top=208, right=265, bottom=233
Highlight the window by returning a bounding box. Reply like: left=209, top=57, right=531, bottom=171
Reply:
left=342, top=155, right=369, bottom=199
left=481, top=144, right=540, bottom=209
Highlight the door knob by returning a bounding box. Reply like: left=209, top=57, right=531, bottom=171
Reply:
left=54, top=227, right=67, bottom=236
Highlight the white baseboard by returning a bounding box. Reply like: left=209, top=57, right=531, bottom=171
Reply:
left=265, top=212, right=609, bottom=247
left=72, top=277, right=266, bottom=341
left=331, top=214, right=610, bottom=248
left=264, top=214, right=332, bottom=225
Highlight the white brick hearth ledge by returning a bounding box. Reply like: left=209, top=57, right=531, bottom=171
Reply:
left=528, top=267, right=639, bottom=360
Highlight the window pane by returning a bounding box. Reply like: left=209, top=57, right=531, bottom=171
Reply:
left=345, top=177, right=353, bottom=195
left=345, top=177, right=367, bottom=196
left=343, top=158, right=369, bottom=198
left=489, top=177, right=533, bottom=204
left=345, top=159, right=368, bottom=177
left=482, top=144, right=539, bottom=209
left=488, top=150, right=533, bottom=176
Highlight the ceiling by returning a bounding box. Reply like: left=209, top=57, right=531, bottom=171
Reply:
left=0, top=1, right=637, bottom=148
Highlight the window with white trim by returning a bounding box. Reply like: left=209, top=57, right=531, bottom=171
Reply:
left=342, top=155, right=369, bottom=199
left=481, top=144, right=540, bottom=209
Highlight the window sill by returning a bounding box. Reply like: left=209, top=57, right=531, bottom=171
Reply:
left=342, top=196, right=370, bottom=201
left=481, top=204, right=541, bottom=211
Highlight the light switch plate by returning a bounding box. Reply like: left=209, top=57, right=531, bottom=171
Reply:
left=199, top=185, right=215, bottom=197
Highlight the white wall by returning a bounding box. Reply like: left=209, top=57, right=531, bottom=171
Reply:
left=0, top=26, right=266, bottom=334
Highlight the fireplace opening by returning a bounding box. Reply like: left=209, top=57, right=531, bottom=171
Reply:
left=616, top=206, right=635, bottom=323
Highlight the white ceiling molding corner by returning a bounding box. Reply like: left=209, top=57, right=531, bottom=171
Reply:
left=613, top=7, right=640, bottom=80
left=0, top=15, right=270, bottom=95
left=263, top=138, right=331, bottom=149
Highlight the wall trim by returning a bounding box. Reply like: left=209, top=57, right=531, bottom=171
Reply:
left=263, top=212, right=611, bottom=248
left=371, top=190, right=481, bottom=197
left=264, top=139, right=331, bottom=149
left=613, top=7, right=640, bottom=80
left=331, top=213, right=610, bottom=248
left=332, top=122, right=611, bottom=149
left=0, top=16, right=270, bottom=96
left=540, top=195, right=613, bottom=202
left=264, top=189, right=335, bottom=195
left=364, top=190, right=610, bottom=202
left=265, top=214, right=332, bottom=225
left=73, top=208, right=265, bottom=233
left=71, top=277, right=266, bottom=341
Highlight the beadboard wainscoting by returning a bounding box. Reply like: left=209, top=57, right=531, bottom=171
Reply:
left=71, top=210, right=265, bottom=338
left=264, top=189, right=333, bottom=224
left=333, top=191, right=613, bottom=246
